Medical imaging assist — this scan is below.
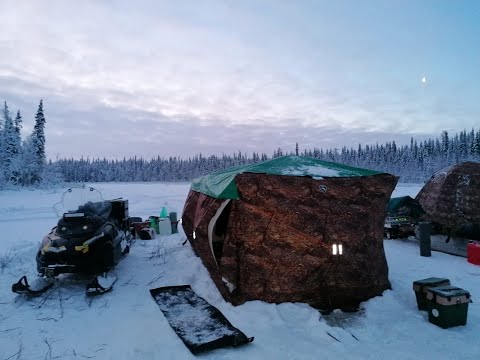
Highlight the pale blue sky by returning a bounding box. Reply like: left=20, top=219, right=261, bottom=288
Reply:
left=0, top=0, right=479, bottom=159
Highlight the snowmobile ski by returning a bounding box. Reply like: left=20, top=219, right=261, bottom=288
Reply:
left=86, top=275, right=117, bottom=296
left=11, top=276, right=54, bottom=296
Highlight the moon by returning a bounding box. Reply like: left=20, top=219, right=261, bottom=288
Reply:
left=421, top=76, right=427, bottom=84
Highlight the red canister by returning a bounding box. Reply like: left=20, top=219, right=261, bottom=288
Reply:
left=467, top=241, right=480, bottom=265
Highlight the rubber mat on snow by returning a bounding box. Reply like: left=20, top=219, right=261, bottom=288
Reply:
left=150, top=285, right=253, bottom=354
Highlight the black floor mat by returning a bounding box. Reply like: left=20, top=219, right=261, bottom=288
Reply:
left=150, top=285, right=253, bottom=354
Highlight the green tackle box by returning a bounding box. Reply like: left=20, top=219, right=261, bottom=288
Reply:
left=426, top=286, right=471, bottom=329
left=413, top=277, right=451, bottom=311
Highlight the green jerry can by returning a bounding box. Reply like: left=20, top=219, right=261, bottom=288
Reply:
left=149, top=216, right=160, bottom=234
left=412, top=277, right=451, bottom=310
left=426, top=286, right=472, bottom=329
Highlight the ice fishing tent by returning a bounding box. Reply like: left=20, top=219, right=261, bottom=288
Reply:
left=416, top=162, right=480, bottom=239
left=182, top=155, right=398, bottom=310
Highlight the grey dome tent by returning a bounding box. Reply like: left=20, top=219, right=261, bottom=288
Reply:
left=416, top=161, right=480, bottom=240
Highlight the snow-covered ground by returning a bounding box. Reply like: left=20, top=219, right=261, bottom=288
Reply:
left=0, top=182, right=478, bottom=360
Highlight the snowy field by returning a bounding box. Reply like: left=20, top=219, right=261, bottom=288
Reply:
left=0, top=182, right=479, bottom=360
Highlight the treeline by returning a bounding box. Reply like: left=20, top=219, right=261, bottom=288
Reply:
left=303, top=129, right=480, bottom=182
left=2, top=99, right=479, bottom=186
left=54, top=129, right=480, bottom=183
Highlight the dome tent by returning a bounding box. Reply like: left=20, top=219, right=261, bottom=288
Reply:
left=416, top=161, right=480, bottom=239
left=182, top=155, right=398, bottom=311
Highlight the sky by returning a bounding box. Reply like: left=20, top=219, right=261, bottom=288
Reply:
left=0, top=0, right=479, bottom=160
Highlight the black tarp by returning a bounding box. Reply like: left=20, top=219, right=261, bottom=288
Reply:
left=150, top=285, right=253, bottom=354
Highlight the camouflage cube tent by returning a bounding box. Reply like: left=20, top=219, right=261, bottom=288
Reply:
left=182, top=155, right=398, bottom=310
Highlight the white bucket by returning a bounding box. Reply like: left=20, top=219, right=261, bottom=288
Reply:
left=159, top=218, right=172, bottom=236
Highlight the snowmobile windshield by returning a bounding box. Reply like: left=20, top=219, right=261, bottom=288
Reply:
left=54, top=186, right=104, bottom=218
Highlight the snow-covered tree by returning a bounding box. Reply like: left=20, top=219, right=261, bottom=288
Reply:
left=14, top=110, right=22, bottom=144
left=0, top=103, right=4, bottom=188
left=1, top=102, right=16, bottom=181
left=29, top=100, right=47, bottom=184
left=0, top=100, right=64, bottom=188
left=18, top=135, right=36, bottom=185
left=4, top=109, right=24, bottom=183
left=41, top=159, right=64, bottom=187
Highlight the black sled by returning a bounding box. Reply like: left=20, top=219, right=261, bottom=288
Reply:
left=12, top=186, right=134, bottom=296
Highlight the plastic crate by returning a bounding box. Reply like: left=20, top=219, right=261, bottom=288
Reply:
left=413, top=277, right=451, bottom=310
left=426, top=286, right=471, bottom=329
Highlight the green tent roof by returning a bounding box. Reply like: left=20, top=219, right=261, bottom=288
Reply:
left=388, top=196, right=412, bottom=213
left=387, top=196, right=424, bottom=218
left=191, top=155, right=386, bottom=199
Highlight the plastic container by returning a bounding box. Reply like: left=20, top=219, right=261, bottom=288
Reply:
left=413, top=277, right=451, bottom=310
left=149, top=216, right=160, bottom=234
left=159, top=217, right=172, bottom=236
left=467, top=241, right=480, bottom=265
left=160, top=206, right=169, bottom=218
left=426, top=286, right=471, bottom=328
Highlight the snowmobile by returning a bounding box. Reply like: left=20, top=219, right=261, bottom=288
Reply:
left=12, top=186, right=134, bottom=296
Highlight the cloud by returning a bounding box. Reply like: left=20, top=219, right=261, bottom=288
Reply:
left=0, top=73, right=432, bottom=160
left=0, top=69, right=459, bottom=161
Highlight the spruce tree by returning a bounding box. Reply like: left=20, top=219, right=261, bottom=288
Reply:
left=1, top=102, right=15, bottom=180
left=30, top=100, right=47, bottom=184
left=8, top=111, right=24, bottom=184
left=0, top=103, right=5, bottom=185
left=21, top=135, right=37, bottom=185
left=14, top=110, right=22, bottom=144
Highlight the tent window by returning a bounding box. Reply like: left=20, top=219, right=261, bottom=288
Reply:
left=212, top=201, right=232, bottom=262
